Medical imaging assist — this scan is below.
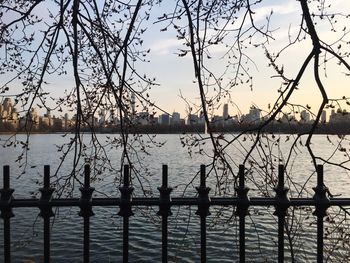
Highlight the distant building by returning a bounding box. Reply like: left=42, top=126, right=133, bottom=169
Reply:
left=52, top=116, right=64, bottom=130
left=86, top=115, right=98, bottom=127
left=241, top=106, right=261, bottom=124
left=159, top=113, right=170, bottom=125
left=40, top=116, right=50, bottom=127
left=198, top=111, right=205, bottom=124
left=30, top=108, right=40, bottom=126
left=136, top=112, right=150, bottom=125
left=64, top=113, right=70, bottom=130
left=300, top=110, right=310, bottom=123
left=46, top=109, right=51, bottom=118
left=130, top=92, right=136, bottom=117
left=321, top=110, right=326, bottom=123
left=98, top=110, right=106, bottom=126
left=279, top=112, right=297, bottom=124
left=0, top=98, right=18, bottom=129
left=2, top=98, right=13, bottom=116
left=109, top=110, right=119, bottom=125
left=223, top=104, right=229, bottom=120
left=329, top=108, right=350, bottom=123
left=170, top=112, right=181, bottom=125
left=187, top=114, right=199, bottom=125
left=211, top=115, right=224, bottom=126
left=152, top=116, right=159, bottom=125
left=249, top=106, right=261, bottom=122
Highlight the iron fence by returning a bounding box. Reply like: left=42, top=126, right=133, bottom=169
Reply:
left=1, top=164, right=350, bottom=263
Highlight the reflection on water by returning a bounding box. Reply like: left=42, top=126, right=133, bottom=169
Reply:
left=0, top=134, right=349, bottom=262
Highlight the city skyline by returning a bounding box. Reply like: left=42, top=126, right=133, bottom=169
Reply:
left=2, top=97, right=350, bottom=133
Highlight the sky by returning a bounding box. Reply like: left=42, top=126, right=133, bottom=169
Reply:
left=139, top=0, right=350, bottom=119
left=1, top=0, right=350, bottom=120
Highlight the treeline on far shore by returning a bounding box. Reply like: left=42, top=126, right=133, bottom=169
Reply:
left=0, top=121, right=349, bottom=134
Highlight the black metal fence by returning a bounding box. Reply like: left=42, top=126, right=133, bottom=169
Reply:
left=1, top=164, right=350, bottom=263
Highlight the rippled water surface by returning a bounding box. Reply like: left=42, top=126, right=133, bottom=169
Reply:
left=0, top=133, right=349, bottom=262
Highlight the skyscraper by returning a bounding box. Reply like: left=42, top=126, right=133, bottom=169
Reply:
left=171, top=111, right=180, bottom=125
left=223, top=104, right=229, bottom=120
left=159, top=113, right=170, bottom=125
left=321, top=110, right=326, bottom=123
left=300, top=110, right=310, bottom=122
left=130, top=92, right=136, bottom=116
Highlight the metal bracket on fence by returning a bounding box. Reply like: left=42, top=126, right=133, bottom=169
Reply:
left=196, top=165, right=211, bottom=217
left=79, top=165, right=95, bottom=218
left=39, top=166, right=55, bottom=219
left=313, top=165, right=330, bottom=217
left=235, top=165, right=250, bottom=217
left=118, top=165, right=134, bottom=218
left=273, top=165, right=290, bottom=218
left=157, top=165, right=172, bottom=217
left=0, top=166, right=14, bottom=220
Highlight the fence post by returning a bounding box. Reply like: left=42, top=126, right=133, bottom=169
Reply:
left=79, top=164, right=95, bottom=263
left=118, top=165, right=134, bottom=263
left=157, top=165, right=172, bottom=263
left=273, top=165, right=290, bottom=263
left=313, top=165, right=330, bottom=263
left=235, top=164, right=250, bottom=263
left=196, top=165, right=210, bottom=263
left=0, top=165, right=14, bottom=263
left=39, top=165, right=55, bottom=263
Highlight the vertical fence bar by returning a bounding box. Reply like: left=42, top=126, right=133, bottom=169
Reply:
left=43, top=166, right=51, bottom=263
left=196, top=165, right=210, bottom=263
left=79, top=164, right=94, bottom=263
left=123, top=216, right=129, bottom=263
left=235, top=164, right=249, bottom=263
left=273, top=165, right=290, bottom=263
left=1, top=165, right=14, bottom=263
left=118, top=165, right=134, bottom=263
left=317, top=212, right=324, bottom=263
left=39, top=165, right=54, bottom=263
left=313, top=165, right=329, bottom=263
left=157, top=165, right=172, bottom=263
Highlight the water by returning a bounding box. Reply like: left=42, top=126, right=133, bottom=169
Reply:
left=0, top=133, right=350, bottom=262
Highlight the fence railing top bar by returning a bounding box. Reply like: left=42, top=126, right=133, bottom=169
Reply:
left=2, top=163, right=350, bottom=209
left=3, top=197, right=350, bottom=209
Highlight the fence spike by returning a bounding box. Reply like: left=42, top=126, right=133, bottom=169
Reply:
left=118, top=165, right=134, bottom=263
left=79, top=164, right=95, bottom=263
left=39, top=165, right=55, bottom=263
left=235, top=164, right=250, bottom=263
left=273, top=164, right=290, bottom=263
left=313, top=165, right=330, bottom=263
left=157, top=165, right=172, bottom=263
left=196, top=165, right=210, bottom=263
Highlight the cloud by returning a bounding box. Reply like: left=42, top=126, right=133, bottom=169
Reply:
left=149, top=37, right=183, bottom=55
left=249, top=1, right=300, bottom=22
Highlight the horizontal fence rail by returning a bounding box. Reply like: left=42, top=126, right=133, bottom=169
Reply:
left=0, top=164, right=350, bottom=263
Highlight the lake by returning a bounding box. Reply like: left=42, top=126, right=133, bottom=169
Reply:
left=0, top=133, right=349, bottom=262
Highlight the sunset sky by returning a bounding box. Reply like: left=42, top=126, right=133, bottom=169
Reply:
left=140, top=0, right=350, bottom=118
left=1, top=0, right=350, bottom=120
